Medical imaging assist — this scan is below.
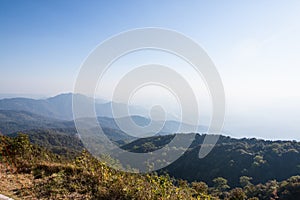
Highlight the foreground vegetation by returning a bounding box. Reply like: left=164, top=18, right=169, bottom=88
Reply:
left=0, top=134, right=211, bottom=199
left=1, top=133, right=300, bottom=199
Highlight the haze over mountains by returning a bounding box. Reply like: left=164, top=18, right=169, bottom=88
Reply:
left=0, top=93, right=208, bottom=137
left=2, top=93, right=300, bottom=199
left=2, top=102, right=300, bottom=190
left=0, top=93, right=145, bottom=120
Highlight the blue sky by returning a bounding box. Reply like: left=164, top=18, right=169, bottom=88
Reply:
left=1, top=1, right=300, bottom=139
left=1, top=0, right=299, bottom=96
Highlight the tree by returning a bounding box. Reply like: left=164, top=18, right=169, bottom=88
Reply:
left=229, top=188, right=247, bottom=200
left=252, top=155, right=266, bottom=167
left=213, top=177, right=230, bottom=192
left=239, top=176, right=253, bottom=188
left=191, top=181, right=208, bottom=194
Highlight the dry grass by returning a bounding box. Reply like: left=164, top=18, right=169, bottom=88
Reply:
left=0, top=163, right=35, bottom=199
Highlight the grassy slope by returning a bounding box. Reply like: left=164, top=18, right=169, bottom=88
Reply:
left=0, top=134, right=211, bottom=200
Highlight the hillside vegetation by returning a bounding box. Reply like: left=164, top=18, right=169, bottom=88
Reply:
left=122, top=134, right=300, bottom=187
left=0, top=134, right=211, bottom=200
left=2, top=133, right=300, bottom=199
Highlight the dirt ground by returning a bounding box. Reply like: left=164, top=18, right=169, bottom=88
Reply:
left=0, top=163, right=36, bottom=200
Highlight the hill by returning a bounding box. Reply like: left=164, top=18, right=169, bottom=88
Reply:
left=7, top=126, right=136, bottom=158
left=0, top=109, right=207, bottom=140
left=122, top=134, right=300, bottom=188
left=0, top=93, right=207, bottom=134
left=0, top=134, right=210, bottom=200
left=0, top=110, right=71, bottom=134
left=2, top=133, right=300, bottom=200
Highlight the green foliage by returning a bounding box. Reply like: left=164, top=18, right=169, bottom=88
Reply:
left=126, top=134, right=300, bottom=187
left=191, top=181, right=209, bottom=194
left=1, top=134, right=211, bottom=199
left=0, top=110, right=70, bottom=134
left=252, top=155, right=266, bottom=167
left=122, top=134, right=175, bottom=153
left=10, top=129, right=84, bottom=159
left=239, top=176, right=253, bottom=188
left=3, top=133, right=300, bottom=200
left=228, top=188, right=247, bottom=200
left=276, top=176, right=300, bottom=199
left=0, top=133, right=60, bottom=170
left=213, top=177, right=230, bottom=192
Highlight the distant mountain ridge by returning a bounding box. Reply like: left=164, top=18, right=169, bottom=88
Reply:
left=0, top=93, right=76, bottom=120
left=0, top=93, right=208, bottom=135
left=2, top=102, right=300, bottom=191
left=0, top=93, right=150, bottom=120
left=0, top=110, right=207, bottom=136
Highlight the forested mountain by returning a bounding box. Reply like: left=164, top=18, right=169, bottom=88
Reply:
left=0, top=110, right=72, bottom=134
left=122, top=134, right=300, bottom=188
left=7, top=127, right=135, bottom=158
left=8, top=129, right=84, bottom=158
left=1, top=102, right=300, bottom=199
left=2, top=133, right=300, bottom=200
left=1, top=108, right=300, bottom=189
left=0, top=93, right=202, bottom=127
left=0, top=108, right=207, bottom=138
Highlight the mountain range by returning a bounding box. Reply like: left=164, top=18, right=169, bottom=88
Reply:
left=0, top=93, right=208, bottom=137
left=1, top=93, right=300, bottom=192
left=0, top=93, right=143, bottom=120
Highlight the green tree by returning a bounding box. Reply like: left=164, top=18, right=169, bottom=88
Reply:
left=239, top=176, right=253, bottom=188
left=229, top=188, right=247, bottom=200
left=191, top=181, right=208, bottom=194
left=213, top=177, right=230, bottom=192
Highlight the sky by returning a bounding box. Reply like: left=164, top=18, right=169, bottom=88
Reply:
left=1, top=0, right=300, bottom=140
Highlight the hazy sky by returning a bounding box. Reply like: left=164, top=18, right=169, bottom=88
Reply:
left=1, top=1, right=300, bottom=140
